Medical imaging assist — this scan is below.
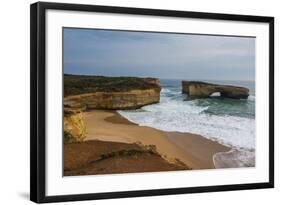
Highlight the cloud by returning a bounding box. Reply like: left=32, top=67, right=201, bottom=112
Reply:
left=64, top=28, right=255, bottom=80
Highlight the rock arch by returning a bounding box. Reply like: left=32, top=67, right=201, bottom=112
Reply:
left=182, top=81, right=249, bottom=99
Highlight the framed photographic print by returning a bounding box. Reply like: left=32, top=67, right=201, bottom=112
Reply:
left=30, top=2, right=274, bottom=203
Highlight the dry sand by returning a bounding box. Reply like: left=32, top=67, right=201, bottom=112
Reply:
left=84, top=110, right=230, bottom=169
left=64, top=140, right=189, bottom=176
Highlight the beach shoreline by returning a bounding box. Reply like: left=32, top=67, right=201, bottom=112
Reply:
left=84, top=110, right=230, bottom=170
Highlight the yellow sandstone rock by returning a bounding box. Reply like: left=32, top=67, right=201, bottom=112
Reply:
left=182, top=81, right=249, bottom=99
left=64, top=88, right=160, bottom=111
left=64, top=112, right=86, bottom=143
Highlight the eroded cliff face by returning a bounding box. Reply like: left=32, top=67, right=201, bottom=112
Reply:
left=64, top=88, right=161, bottom=112
left=63, top=75, right=161, bottom=142
left=182, top=81, right=249, bottom=99
left=64, top=112, right=86, bottom=143
left=63, top=88, right=160, bottom=143
left=143, top=78, right=160, bottom=86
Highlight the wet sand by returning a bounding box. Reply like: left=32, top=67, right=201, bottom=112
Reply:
left=84, top=110, right=230, bottom=169
left=166, top=132, right=230, bottom=168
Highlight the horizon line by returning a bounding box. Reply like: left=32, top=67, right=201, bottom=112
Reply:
left=64, top=73, right=255, bottom=82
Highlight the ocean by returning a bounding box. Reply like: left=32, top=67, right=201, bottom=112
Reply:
left=118, top=79, right=255, bottom=167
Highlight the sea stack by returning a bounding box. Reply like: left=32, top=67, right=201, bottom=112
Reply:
left=182, top=81, right=249, bottom=99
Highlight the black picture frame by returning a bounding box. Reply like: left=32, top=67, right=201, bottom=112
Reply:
left=30, top=1, right=274, bottom=203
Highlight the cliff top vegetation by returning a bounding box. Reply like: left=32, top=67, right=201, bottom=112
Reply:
left=64, top=74, right=160, bottom=96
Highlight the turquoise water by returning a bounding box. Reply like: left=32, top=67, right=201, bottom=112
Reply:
left=161, top=79, right=255, bottom=119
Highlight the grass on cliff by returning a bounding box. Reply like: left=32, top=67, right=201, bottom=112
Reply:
left=64, top=74, right=160, bottom=96
left=99, top=144, right=159, bottom=160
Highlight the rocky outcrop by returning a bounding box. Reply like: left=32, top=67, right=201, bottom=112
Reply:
left=63, top=75, right=161, bottom=141
left=64, top=88, right=161, bottom=113
left=64, top=112, right=86, bottom=143
left=182, top=81, right=249, bottom=99
left=143, top=78, right=160, bottom=86
left=63, top=88, right=160, bottom=142
left=64, top=75, right=161, bottom=111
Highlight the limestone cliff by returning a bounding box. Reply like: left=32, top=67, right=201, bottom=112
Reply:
left=64, top=88, right=160, bottom=112
left=64, top=112, right=86, bottom=143
left=143, top=78, right=160, bottom=86
left=63, top=87, right=160, bottom=143
left=182, top=81, right=249, bottom=99
left=63, top=75, right=161, bottom=141
left=64, top=74, right=161, bottom=111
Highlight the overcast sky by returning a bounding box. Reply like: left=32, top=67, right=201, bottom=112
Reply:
left=64, top=28, right=255, bottom=81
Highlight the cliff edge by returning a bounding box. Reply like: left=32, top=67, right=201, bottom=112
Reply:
left=63, top=75, right=161, bottom=142
left=64, top=74, right=161, bottom=112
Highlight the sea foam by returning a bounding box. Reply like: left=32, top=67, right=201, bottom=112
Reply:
left=118, top=88, right=255, bottom=150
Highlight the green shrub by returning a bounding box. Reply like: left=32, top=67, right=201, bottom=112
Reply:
left=64, top=74, right=160, bottom=96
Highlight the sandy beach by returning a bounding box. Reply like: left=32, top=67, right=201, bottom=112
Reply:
left=84, top=110, right=230, bottom=169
